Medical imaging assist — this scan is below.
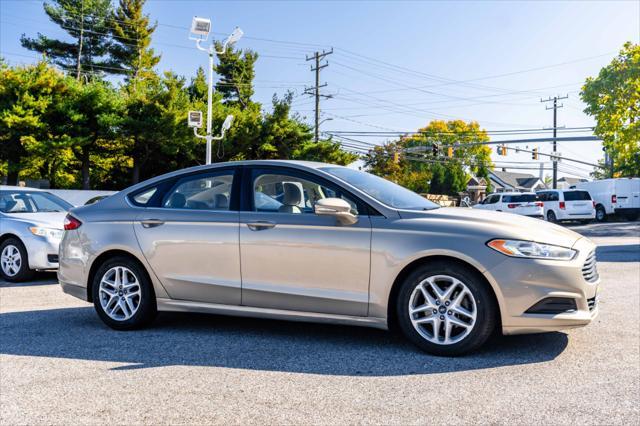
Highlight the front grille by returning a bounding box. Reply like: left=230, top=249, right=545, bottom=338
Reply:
left=525, top=297, right=577, bottom=314
left=582, top=251, right=599, bottom=283
left=587, top=295, right=598, bottom=311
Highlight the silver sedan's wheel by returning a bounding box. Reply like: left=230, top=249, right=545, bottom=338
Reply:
left=408, top=274, right=477, bottom=345
left=1, top=245, right=22, bottom=277
left=98, top=266, right=142, bottom=321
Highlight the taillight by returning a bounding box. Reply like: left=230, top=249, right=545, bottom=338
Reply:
left=536, top=202, right=543, bottom=207
left=592, top=201, right=596, bottom=208
left=63, top=214, right=82, bottom=230
left=559, top=201, right=566, bottom=210
left=612, top=195, right=617, bottom=204
left=507, top=203, right=518, bottom=209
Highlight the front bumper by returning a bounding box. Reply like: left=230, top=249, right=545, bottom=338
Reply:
left=26, top=235, right=61, bottom=270
left=486, top=237, right=600, bottom=335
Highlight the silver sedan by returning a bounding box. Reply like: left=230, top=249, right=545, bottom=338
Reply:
left=1, top=186, right=72, bottom=281
left=58, top=161, right=600, bottom=355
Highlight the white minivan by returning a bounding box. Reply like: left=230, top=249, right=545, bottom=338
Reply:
left=574, top=178, right=640, bottom=221
left=473, top=192, right=543, bottom=218
left=536, top=189, right=595, bottom=223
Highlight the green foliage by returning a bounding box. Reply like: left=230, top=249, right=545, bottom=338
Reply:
left=20, top=0, right=113, bottom=79
left=214, top=43, right=258, bottom=109
left=109, top=0, right=160, bottom=86
left=364, top=120, right=493, bottom=195
left=581, top=42, right=640, bottom=177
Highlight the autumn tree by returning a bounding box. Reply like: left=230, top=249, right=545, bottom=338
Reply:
left=364, top=120, right=493, bottom=195
left=581, top=42, right=640, bottom=177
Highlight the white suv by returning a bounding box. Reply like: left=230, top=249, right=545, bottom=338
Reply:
left=536, top=189, right=595, bottom=223
left=473, top=192, right=543, bottom=218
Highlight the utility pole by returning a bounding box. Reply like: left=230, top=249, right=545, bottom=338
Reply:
left=541, top=95, right=568, bottom=189
left=305, top=48, right=333, bottom=142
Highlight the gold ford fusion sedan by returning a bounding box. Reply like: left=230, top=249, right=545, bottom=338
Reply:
left=58, top=160, right=600, bottom=356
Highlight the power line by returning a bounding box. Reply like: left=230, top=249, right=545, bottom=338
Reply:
left=541, top=94, right=569, bottom=188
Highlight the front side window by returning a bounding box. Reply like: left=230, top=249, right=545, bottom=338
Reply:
left=0, top=191, right=72, bottom=213
left=252, top=172, right=358, bottom=215
left=163, top=173, right=234, bottom=210
left=487, top=195, right=500, bottom=204
left=503, top=194, right=538, bottom=203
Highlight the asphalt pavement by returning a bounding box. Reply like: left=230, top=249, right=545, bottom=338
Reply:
left=1, top=221, right=638, bottom=425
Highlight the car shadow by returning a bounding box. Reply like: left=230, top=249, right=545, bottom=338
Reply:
left=596, top=244, right=640, bottom=262
left=0, top=272, right=58, bottom=288
left=0, top=307, right=569, bottom=376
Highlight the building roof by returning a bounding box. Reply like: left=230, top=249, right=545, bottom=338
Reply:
left=489, top=170, right=545, bottom=191
left=557, top=177, right=588, bottom=185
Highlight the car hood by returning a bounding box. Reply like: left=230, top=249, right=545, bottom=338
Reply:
left=398, top=207, right=583, bottom=248
left=2, top=212, right=67, bottom=229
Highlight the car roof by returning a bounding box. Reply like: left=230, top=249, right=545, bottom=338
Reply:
left=0, top=185, right=46, bottom=192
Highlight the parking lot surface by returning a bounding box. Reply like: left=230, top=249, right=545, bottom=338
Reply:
left=1, top=221, right=638, bottom=425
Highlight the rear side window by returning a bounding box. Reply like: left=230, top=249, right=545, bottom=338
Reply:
left=503, top=194, right=538, bottom=203
left=486, top=195, right=500, bottom=204
left=547, top=192, right=559, bottom=201
left=564, top=191, right=591, bottom=201
left=131, top=187, right=157, bottom=206
left=163, top=173, right=234, bottom=210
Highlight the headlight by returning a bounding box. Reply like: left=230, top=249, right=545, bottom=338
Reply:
left=29, top=227, right=64, bottom=240
left=487, top=239, right=576, bottom=261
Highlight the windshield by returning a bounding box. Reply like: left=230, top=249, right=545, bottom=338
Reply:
left=321, top=167, right=440, bottom=210
left=0, top=190, right=73, bottom=213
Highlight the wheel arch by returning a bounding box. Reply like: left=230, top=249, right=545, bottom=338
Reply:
left=0, top=233, right=23, bottom=246
left=386, top=254, right=503, bottom=332
left=86, top=249, right=154, bottom=303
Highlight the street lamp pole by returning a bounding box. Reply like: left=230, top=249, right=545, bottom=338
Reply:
left=189, top=17, right=242, bottom=164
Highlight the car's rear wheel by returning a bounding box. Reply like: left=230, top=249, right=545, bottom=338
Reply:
left=92, top=256, right=157, bottom=330
left=547, top=210, right=557, bottom=223
left=396, top=261, right=497, bottom=356
left=595, top=205, right=607, bottom=222
left=0, top=238, right=35, bottom=282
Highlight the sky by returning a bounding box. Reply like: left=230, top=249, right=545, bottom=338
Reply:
left=1, top=0, right=639, bottom=179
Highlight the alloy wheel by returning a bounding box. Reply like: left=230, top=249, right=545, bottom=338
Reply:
left=98, top=266, right=142, bottom=321
left=408, top=275, right=477, bottom=345
left=1, top=245, right=22, bottom=277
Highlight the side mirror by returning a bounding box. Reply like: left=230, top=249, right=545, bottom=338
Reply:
left=314, top=198, right=358, bottom=225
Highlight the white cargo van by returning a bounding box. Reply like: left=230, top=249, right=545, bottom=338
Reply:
left=574, top=178, right=640, bottom=221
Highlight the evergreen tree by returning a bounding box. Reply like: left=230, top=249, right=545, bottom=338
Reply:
left=20, top=0, right=113, bottom=80
left=214, top=44, right=258, bottom=109
left=109, top=0, right=160, bottom=85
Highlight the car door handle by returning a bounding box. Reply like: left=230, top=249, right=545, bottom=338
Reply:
left=246, top=221, right=276, bottom=231
left=140, top=219, right=165, bottom=228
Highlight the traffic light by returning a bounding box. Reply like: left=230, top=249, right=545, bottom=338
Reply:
left=496, top=145, right=507, bottom=156
left=532, top=148, right=538, bottom=160
left=447, top=146, right=454, bottom=158
left=432, top=143, right=440, bottom=157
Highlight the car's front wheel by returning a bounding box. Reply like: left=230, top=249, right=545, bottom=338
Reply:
left=0, top=238, right=34, bottom=282
left=396, top=261, right=497, bottom=356
left=92, top=256, right=157, bottom=330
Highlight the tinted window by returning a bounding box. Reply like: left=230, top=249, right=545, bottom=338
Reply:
left=486, top=195, right=500, bottom=204
left=321, top=167, right=439, bottom=210
left=503, top=194, right=538, bottom=203
left=163, top=173, right=234, bottom=210
left=564, top=191, right=591, bottom=201
left=253, top=172, right=358, bottom=215
left=549, top=192, right=559, bottom=201
left=537, top=192, right=548, bottom=201
left=0, top=191, right=72, bottom=213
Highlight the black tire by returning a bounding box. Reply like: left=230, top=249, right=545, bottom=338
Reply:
left=595, top=205, right=607, bottom=222
left=547, top=210, right=557, bottom=223
left=0, top=238, right=35, bottom=282
left=91, top=256, right=157, bottom=330
left=396, top=261, right=497, bottom=356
